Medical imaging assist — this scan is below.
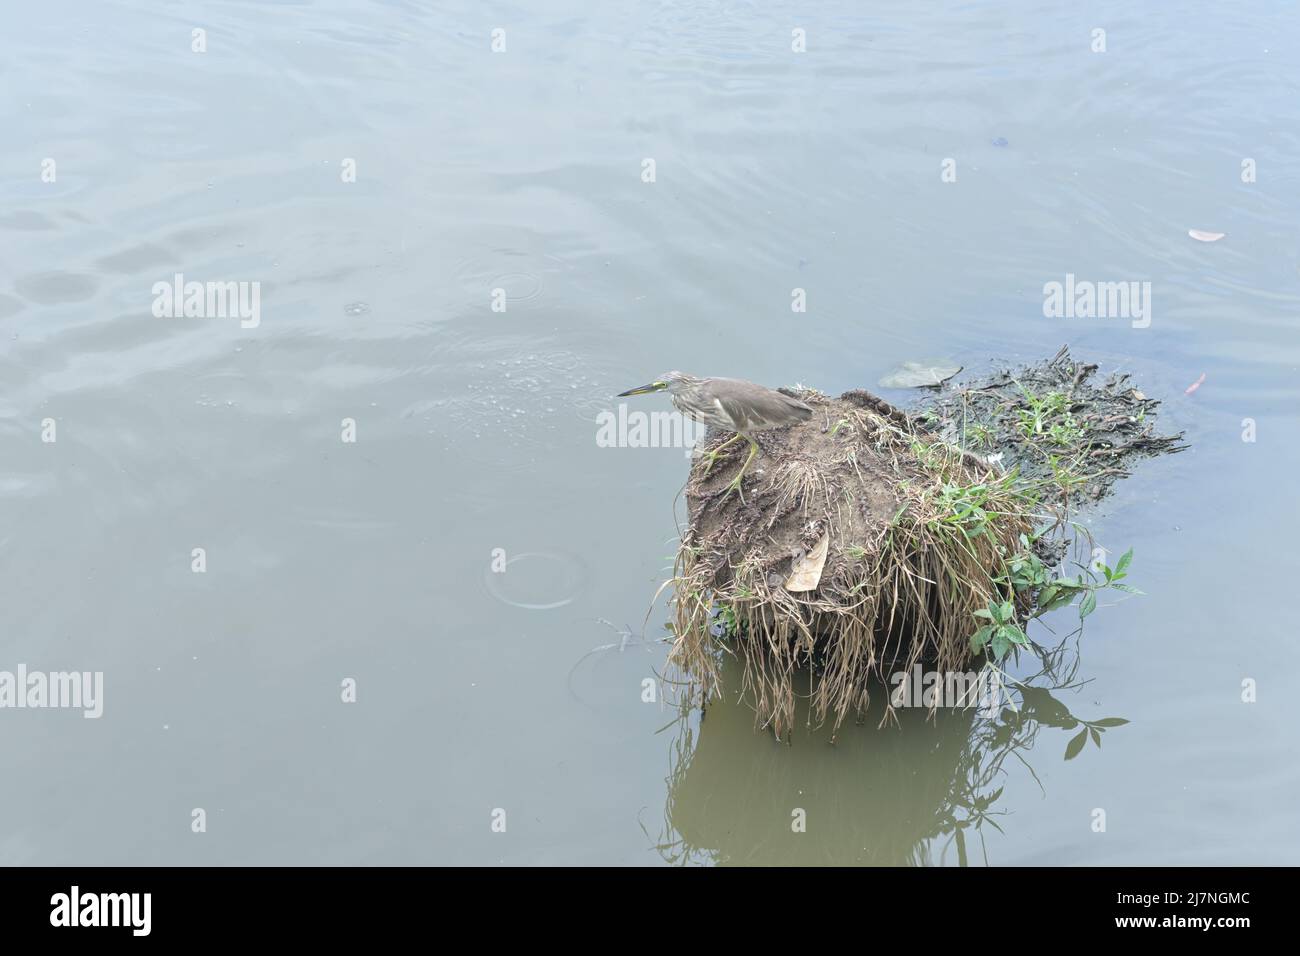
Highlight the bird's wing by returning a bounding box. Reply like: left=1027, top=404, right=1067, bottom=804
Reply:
left=715, top=383, right=812, bottom=431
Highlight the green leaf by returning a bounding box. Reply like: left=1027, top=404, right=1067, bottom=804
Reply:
left=1041, top=591, right=1074, bottom=612
left=1090, top=727, right=1101, bottom=748
left=1004, top=625, right=1029, bottom=645
left=1115, top=548, right=1134, bottom=577
left=991, top=632, right=1011, bottom=661
left=973, top=608, right=994, bottom=620
left=1092, top=717, right=1129, bottom=728
left=1111, top=583, right=1144, bottom=595
left=1079, top=590, right=1098, bottom=619
left=1064, top=728, right=1088, bottom=761
left=970, top=625, right=994, bottom=652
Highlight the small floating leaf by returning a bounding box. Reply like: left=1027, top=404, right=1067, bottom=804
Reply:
left=1188, top=229, right=1225, bottom=242
left=879, top=361, right=963, bottom=389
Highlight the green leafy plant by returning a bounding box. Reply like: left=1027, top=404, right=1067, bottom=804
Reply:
left=972, top=541, right=1143, bottom=663
left=969, top=599, right=1029, bottom=661
left=929, top=470, right=1022, bottom=543
left=1040, top=547, right=1141, bottom=620
left=1001, top=536, right=1142, bottom=622
left=964, top=422, right=995, bottom=448
left=1014, top=384, right=1084, bottom=447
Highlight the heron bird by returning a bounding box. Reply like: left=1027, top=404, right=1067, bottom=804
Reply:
left=617, top=371, right=813, bottom=495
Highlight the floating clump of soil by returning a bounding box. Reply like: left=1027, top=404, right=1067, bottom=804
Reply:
left=921, top=345, right=1187, bottom=508
left=663, top=347, right=1184, bottom=739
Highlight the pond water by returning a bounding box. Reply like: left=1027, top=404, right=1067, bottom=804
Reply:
left=2, top=0, right=1297, bottom=864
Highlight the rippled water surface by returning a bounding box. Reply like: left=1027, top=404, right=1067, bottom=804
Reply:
left=2, top=1, right=1298, bottom=864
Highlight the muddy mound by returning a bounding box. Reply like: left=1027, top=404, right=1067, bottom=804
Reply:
left=661, top=348, right=1184, bottom=740
left=669, top=388, right=1032, bottom=738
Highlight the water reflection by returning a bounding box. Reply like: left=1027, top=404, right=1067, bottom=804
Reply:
left=655, top=632, right=1127, bottom=866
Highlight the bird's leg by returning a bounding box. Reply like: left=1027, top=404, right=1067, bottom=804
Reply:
left=725, top=435, right=761, bottom=500
left=701, top=432, right=742, bottom=474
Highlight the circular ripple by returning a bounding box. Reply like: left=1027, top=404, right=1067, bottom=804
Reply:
left=482, top=550, right=587, bottom=610
left=489, top=272, right=543, bottom=301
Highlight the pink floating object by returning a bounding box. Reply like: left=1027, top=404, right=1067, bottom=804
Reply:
left=1188, top=229, right=1226, bottom=242
left=1185, top=373, right=1207, bottom=395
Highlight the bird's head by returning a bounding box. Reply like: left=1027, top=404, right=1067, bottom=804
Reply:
left=617, top=371, right=695, bottom=397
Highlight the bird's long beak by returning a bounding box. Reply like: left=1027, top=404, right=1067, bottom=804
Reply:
left=617, top=382, right=665, bottom=397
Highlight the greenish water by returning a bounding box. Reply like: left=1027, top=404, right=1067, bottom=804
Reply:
left=1, top=0, right=1297, bottom=865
